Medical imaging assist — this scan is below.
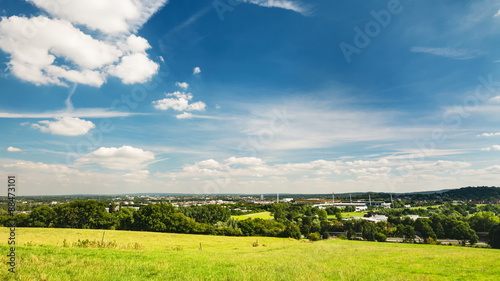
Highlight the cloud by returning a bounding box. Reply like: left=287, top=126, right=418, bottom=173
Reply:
left=225, top=157, right=264, bottom=166
left=2, top=160, right=75, bottom=174
left=489, top=96, right=500, bottom=103
left=7, top=147, right=22, bottom=152
left=238, top=102, right=406, bottom=150
left=396, top=160, right=471, bottom=175
left=107, top=53, right=159, bottom=84
left=152, top=91, right=206, bottom=111
left=176, top=112, right=193, bottom=119
left=0, top=16, right=119, bottom=86
left=175, top=82, right=189, bottom=90
left=0, top=1, right=165, bottom=87
left=481, top=145, right=500, bottom=151
left=0, top=108, right=138, bottom=119
left=495, top=10, right=500, bottom=17
left=193, top=67, right=201, bottom=74
left=120, top=34, right=152, bottom=53
left=478, top=132, right=500, bottom=137
left=31, top=117, right=95, bottom=136
left=410, top=47, right=484, bottom=60
left=241, top=0, right=310, bottom=15
left=27, top=0, right=168, bottom=35
left=77, top=145, right=155, bottom=170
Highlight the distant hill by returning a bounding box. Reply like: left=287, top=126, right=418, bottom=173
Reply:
left=440, top=186, right=500, bottom=200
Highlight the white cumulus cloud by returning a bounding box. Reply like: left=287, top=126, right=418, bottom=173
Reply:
left=31, top=117, right=95, bottom=136
left=107, top=53, right=159, bottom=84
left=120, top=34, right=152, bottom=53
left=225, top=157, right=263, bottom=166
left=7, top=146, right=22, bottom=152
left=481, top=145, right=500, bottom=151
left=152, top=91, right=206, bottom=111
left=176, top=112, right=193, bottom=119
left=77, top=145, right=155, bottom=170
left=27, top=0, right=168, bottom=35
left=193, top=67, right=201, bottom=74
left=0, top=1, right=165, bottom=87
left=175, top=82, right=189, bottom=90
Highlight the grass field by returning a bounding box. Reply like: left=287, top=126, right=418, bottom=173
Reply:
left=327, top=212, right=367, bottom=219
left=1, top=228, right=499, bottom=281
left=232, top=211, right=273, bottom=220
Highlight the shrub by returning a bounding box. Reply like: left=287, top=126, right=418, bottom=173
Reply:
left=337, top=234, right=347, bottom=240
left=374, top=232, right=387, bottom=242
left=307, top=232, right=321, bottom=241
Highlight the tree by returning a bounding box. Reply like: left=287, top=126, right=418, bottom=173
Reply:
left=343, top=205, right=356, bottom=212
left=182, top=205, right=230, bottom=224
left=391, top=200, right=405, bottom=209
left=316, top=209, right=328, bottom=221
left=451, top=221, right=478, bottom=246
left=488, top=224, right=500, bottom=249
left=431, top=220, right=445, bottom=239
left=271, top=203, right=288, bottom=222
left=468, top=211, right=500, bottom=232
left=283, top=222, right=301, bottom=239
left=28, top=206, right=56, bottom=227
left=53, top=200, right=117, bottom=229
left=414, top=218, right=437, bottom=240
left=238, top=219, right=257, bottom=236
left=361, top=221, right=377, bottom=241
left=164, top=213, right=199, bottom=233
left=133, top=203, right=175, bottom=232
left=113, top=207, right=136, bottom=230
left=374, top=232, right=387, bottom=242
left=395, top=224, right=416, bottom=243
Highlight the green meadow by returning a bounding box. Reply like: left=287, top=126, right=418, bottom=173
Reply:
left=1, top=228, right=499, bottom=281
left=231, top=211, right=273, bottom=220
left=326, top=212, right=368, bottom=219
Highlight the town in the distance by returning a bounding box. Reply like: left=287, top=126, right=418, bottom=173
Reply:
left=1, top=186, right=500, bottom=248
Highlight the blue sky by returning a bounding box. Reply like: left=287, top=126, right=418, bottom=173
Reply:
left=1, top=0, right=500, bottom=195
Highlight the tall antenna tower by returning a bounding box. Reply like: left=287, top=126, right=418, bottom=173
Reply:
left=276, top=192, right=279, bottom=203
left=369, top=194, right=372, bottom=207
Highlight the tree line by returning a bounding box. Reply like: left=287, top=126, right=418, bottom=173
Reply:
left=1, top=200, right=499, bottom=248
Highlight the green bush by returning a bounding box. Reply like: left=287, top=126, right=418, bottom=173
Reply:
left=374, top=232, right=387, bottom=242
left=307, top=232, right=321, bottom=241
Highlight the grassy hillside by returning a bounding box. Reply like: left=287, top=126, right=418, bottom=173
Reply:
left=1, top=228, right=499, bottom=281
left=232, top=211, right=273, bottom=220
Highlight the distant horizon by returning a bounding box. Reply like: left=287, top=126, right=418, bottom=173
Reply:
left=14, top=186, right=495, bottom=197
